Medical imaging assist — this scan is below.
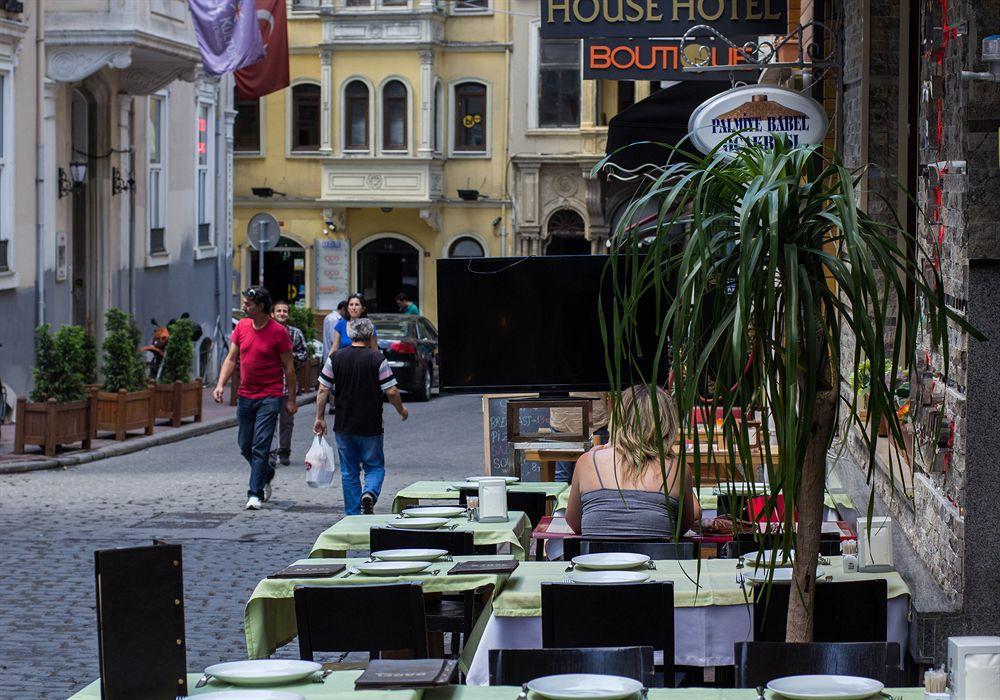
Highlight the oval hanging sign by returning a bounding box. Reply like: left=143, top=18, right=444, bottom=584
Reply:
left=687, top=84, right=828, bottom=156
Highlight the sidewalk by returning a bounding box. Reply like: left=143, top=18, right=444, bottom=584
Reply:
left=0, top=388, right=318, bottom=475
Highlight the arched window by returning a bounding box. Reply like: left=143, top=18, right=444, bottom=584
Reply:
left=545, top=209, right=589, bottom=255
left=448, top=236, right=485, bottom=258
left=291, top=83, right=320, bottom=151
left=344, top=80, right=369, bottom=150
left=382, top=80, right=407, bottom=151
left=454, top=81, right=487, bottom=152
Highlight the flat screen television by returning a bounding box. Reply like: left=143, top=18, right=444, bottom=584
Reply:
left=437, top=255, right=667, bottom=393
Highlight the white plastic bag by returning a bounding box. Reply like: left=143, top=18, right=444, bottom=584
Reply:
left=305, top=435, right=337, bottom=488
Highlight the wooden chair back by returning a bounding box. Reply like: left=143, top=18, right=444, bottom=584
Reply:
left=489, top=646, right=654, bottom=687
left=369, top=527, right=474, bottom=555
left=458, top=488, right=549, bottom=530
left=293, top=583, right=428, bottom=661
left=734, top=641, right=901, bottom=687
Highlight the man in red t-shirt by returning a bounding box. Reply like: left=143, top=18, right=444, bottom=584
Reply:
left=214, top=286, right=297, bottom=510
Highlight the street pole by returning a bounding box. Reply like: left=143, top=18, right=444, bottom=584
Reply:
left=257, top=222, right=265, bottom=286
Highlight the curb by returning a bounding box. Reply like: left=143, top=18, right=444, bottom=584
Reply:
left=0, top=391, right=318, bottom=475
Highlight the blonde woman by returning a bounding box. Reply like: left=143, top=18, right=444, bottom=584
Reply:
left=565, top=385, right=700, bottom=537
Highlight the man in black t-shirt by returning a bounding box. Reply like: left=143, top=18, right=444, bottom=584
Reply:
left=313, top=317, right=408, bottom=514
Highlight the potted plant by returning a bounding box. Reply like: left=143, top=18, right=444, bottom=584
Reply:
left=149, top=316, right=203, bottom=427
left=91, top=309, right=154, bottom=440
left=601, top=138, right=980, bottom=641
left=289, top=304, right=321, bottom=390
left=14, top=325, right=94, bottom=456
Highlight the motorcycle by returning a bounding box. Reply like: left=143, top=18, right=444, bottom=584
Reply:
left=140, top=312, right=203, bottom=380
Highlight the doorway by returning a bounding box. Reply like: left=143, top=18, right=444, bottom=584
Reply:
left=249, top=236, right=307, bottom=305
left=544, top=209, right=590, bottom=255
left=356, top=236, right=420, bottom=313
left=71, top=89, right=95, bottom=330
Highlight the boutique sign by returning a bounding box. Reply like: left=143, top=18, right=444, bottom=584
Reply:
left=540, top=0, right=788, bottom=39
left=687, top=84, right=828, bottom=156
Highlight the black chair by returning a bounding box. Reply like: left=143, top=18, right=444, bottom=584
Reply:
left=565, top=538, right=698, bottom=560
left=489, top=646, right=655, bottom=687
left=752, top=579, right=888, bottom=643
left=458, top=488, right=548, bottom=529
left=369, top=526, right=474, bottom=555
left=734, top=641, right=901, bottom=687
left=720, top=534, right=842, bottom=559
left=369, top=526, right=477, bottom=658
left=293, top=583, right=427, bottom=661
left=541, top=582, right=678, bottom=687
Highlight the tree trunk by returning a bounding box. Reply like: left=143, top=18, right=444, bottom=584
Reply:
left=785, top=384, right=839, bottom=642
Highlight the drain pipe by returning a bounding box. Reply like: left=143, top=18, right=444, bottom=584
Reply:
left=34, top=8, right=45, bottom=327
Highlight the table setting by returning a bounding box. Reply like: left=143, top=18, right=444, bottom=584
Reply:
left=392, top=480, right=570, bottom=514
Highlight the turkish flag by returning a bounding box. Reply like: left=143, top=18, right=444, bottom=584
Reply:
left=235, top=0, right=289, bottom=99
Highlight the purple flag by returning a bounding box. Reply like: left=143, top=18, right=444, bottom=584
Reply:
left=188, top=0, right=265, bottom=76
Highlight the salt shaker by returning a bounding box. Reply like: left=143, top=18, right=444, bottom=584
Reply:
left=842, top=539, right=858, bottom=573
left=466, top=496, right=479, bottom=521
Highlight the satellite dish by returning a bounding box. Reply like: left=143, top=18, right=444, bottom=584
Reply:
left=247, top=212, right=281, bottom=251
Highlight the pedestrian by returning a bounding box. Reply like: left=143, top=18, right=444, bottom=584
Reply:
left=214, top=286, right=297, bottom=510
left=329, top=293, right=378, bottom=354
left=321, top=300, right=349, bottom=360
left=313, top=317, right=408, bottom=514
left=395, top=292, right=420, bottom=315
left=271, top=300, right=309, bottom=465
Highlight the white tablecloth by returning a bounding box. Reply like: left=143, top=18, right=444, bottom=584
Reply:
left=465, top=596, right=910, bottom=685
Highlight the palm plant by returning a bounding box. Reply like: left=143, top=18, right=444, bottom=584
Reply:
left=599, top=137, right=980, bottom=641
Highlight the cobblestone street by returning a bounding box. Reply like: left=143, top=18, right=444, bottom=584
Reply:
left=0, top=394, right=484, bottom=699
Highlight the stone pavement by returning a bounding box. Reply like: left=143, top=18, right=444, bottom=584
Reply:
left=0, top=393, right=485, bottom=699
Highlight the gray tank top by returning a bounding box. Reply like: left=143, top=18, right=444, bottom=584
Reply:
left=579, top=451, right=680, bottom=538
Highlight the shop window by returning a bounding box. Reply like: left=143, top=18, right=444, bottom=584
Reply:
left=382, top=80, right=407, bottom=151
left=537, top=36, right=580, bottom=128
left=291, top=83, right=320, bottom=151
left=448, top=236, right=485, bottom=258
left=344, top=80, right=370, bottom=151
left=454, top=81, right=487, bottom=152
left=234, top=89, right=261, bottom=153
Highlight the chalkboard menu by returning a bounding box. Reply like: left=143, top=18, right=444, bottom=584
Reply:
left=482, top=395, right=550, bottom=480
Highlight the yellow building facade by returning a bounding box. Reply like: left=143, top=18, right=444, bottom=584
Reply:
left=233, top=1, right=512, bottom=324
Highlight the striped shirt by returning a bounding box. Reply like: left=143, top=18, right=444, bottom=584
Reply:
left=319, top=345, right=397, bottom=436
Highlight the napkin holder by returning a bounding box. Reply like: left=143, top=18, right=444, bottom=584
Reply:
left=477, top=477, right=508, bottom=523
left=857, top=515, right=894, bottom=572
left=95, top=542, right=187, bottom=699
left=948, top=636, right=1000, bottom=700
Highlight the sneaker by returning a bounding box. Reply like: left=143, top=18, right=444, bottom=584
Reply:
left=245, top=496, right=263, bottom=510
left=263, top=482, right=273, bottom=503
left=361, top=492, right=375, bottom=514
left=278, top=452, right=290, bottom=466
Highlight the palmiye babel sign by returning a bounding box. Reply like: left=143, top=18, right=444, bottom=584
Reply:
left=540, top=0, right=788, bottom=39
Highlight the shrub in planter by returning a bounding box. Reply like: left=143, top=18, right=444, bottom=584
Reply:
left=151, top=316, right=202, bottom=426
left=15, top=325, right=93, bottom=456
left=81, top=329, right=98, bottom=387
left=288, top=305, right=316, bottom=341
left=92, top=309, right=154, bottom=440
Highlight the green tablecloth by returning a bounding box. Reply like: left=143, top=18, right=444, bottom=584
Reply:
left=425, top=687, right=923, bottom=700
left=68, top=670, right=418, bottom=699
left=308, top=513, right=532, bottom=560
left=392, top=481, right=570, bottom=513
left=555, top=486, right=852, bottom=513
left=489, top=557, right=911, bottom=618
left=245, top=556, right=514, bottom=659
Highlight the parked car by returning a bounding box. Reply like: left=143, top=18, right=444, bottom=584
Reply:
left=368, top=313, right=438, bottom=401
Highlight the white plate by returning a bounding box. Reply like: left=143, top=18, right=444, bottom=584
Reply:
left=527, top=673, right=644, bottom=700
left=386, top=517, right=450, bottom=530
left=568, top=570, right=650, bottom=585
left=402, top=506, right=466, bottom=518
left=353, top=560, right=432, bottom=576
left=464, top=475, right=519, bottom=484
left=371, top=548, right=449, bottom=562
left=195, top=692, right=305, bottom=700
left=744, top=566, right=823, bottom=583
left=767, top=674, right=884, bottom=699
left=572, top=553, right=651, bottom=570
left=203, top=660, right=321, bottom=687
left=743, top=549, right=795, bottom=567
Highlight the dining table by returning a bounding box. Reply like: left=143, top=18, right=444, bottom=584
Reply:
left=307, top=512, right=533, bottom=560
left=461, top=557, right=912, bottom=685
left=391, top=481, right=570, bottom=514
left=244, top=555, right=517, bottom=659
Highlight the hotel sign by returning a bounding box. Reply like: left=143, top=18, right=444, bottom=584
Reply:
left=583, top=36, right=760, bottom=80
left=688, top=84, right=828, bottom=156
left=540, top=0, right=788, bottom=39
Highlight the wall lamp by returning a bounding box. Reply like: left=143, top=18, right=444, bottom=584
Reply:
left=58, top=161, right=87, bottom=198
left=112, top=167, right=135, bottom=196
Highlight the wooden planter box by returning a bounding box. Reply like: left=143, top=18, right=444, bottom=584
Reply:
left=13, top=396, right=93, bottom=456
left=296, top=356, right=321, bottom=392
left=92, top=388, right=154, bottom=440
left=149, top=378, right=203, bottom=427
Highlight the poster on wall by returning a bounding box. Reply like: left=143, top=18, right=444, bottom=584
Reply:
left=314, top=238, right=350, bottom=311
